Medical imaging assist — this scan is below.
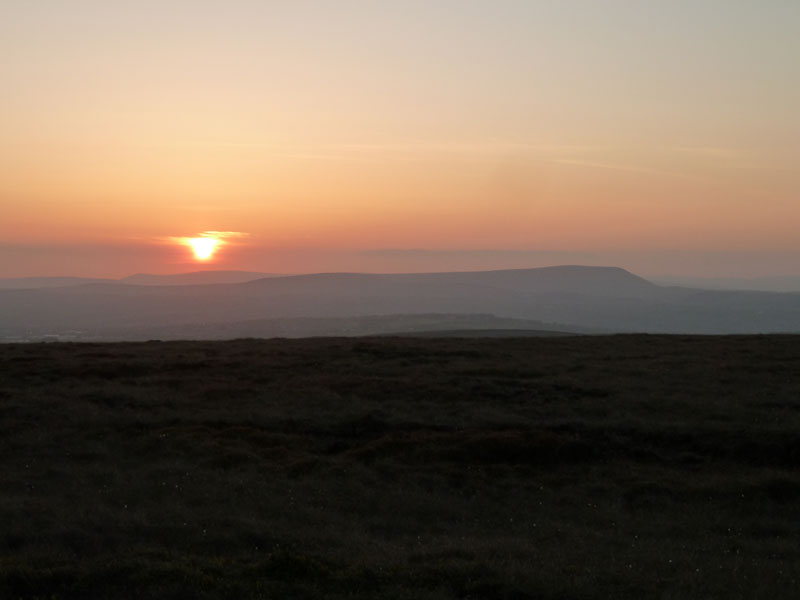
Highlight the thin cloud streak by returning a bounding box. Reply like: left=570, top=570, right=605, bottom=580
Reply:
left=552, top=157, right=770, bottom=198
left=361, top=248, right=594, bottom=259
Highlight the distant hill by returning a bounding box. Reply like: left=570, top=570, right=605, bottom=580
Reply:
left=244, top=265, right=658, bottom=297
left=378, top=328, right=578, bottom=338
left=0, top=271, right=280, bottom=289
left=0, top=276, right=113, bottom=289
left=386, top=265, right=658, bottom=296
left=93, top=313, right=588, bottom=341
left=2, top=265, right=799, bottom=339
left=121, top=270, right=279, bottom=286
left=653, top=275, right=800, bottom=293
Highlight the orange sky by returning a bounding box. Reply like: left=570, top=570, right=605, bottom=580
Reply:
left=1, top=1, right=798, bottom=278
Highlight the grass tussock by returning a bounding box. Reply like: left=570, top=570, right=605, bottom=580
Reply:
left=1, top=335, right=800, bottom=598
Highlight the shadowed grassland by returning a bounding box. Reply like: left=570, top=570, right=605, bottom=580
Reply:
left=1, top=335, right=800, bottom=598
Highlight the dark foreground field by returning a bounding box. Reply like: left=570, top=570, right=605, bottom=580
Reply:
left=2, top=336, right=800, bottom=599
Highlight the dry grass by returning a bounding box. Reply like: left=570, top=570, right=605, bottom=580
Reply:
left=1, top=335, right=800, bottom=598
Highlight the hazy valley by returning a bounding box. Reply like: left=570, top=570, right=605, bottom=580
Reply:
left=2, top=266, right=800, bottom=341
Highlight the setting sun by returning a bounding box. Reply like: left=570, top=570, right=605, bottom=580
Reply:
left=172, top=231, right=247, bottom=263
left=187, top=237, right=219, bottom=261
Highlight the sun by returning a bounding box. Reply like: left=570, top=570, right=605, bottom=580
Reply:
left=173, top=230, right=246, bottom=261
left=186, top=237, right=219, bottom=260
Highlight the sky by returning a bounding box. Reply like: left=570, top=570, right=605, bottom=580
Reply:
left=1, top=0, right=798, bottom=278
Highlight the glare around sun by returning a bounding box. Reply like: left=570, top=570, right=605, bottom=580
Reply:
left=187, top=237, right=219, bottom=260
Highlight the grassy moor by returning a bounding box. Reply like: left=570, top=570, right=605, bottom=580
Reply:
left=2, top=335, right=800, bottom=599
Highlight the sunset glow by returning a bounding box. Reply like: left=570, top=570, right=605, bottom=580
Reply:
left=0, top=2, right=798, bottom=278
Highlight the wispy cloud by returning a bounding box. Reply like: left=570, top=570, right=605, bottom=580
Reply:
left=163, top=230, right=250, bottom=247
left=552, top=158, right=666, bottom=177
left=157, top=140, right=608, bottom=161
left=332, top=142, right=604, bottom=155
left=551, top=156, right=771, bottom=198
left=667, top=146, right=745, bottom=160
left=197, top=231, right=249, bottom=240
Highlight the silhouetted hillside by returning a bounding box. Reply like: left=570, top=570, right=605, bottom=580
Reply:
left=243, top=265, right=657, bottom=296
left=386, top=264, right=659, bottom=296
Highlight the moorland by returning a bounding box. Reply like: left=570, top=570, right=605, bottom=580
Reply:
left=2, top=335, right=800, bottom=598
